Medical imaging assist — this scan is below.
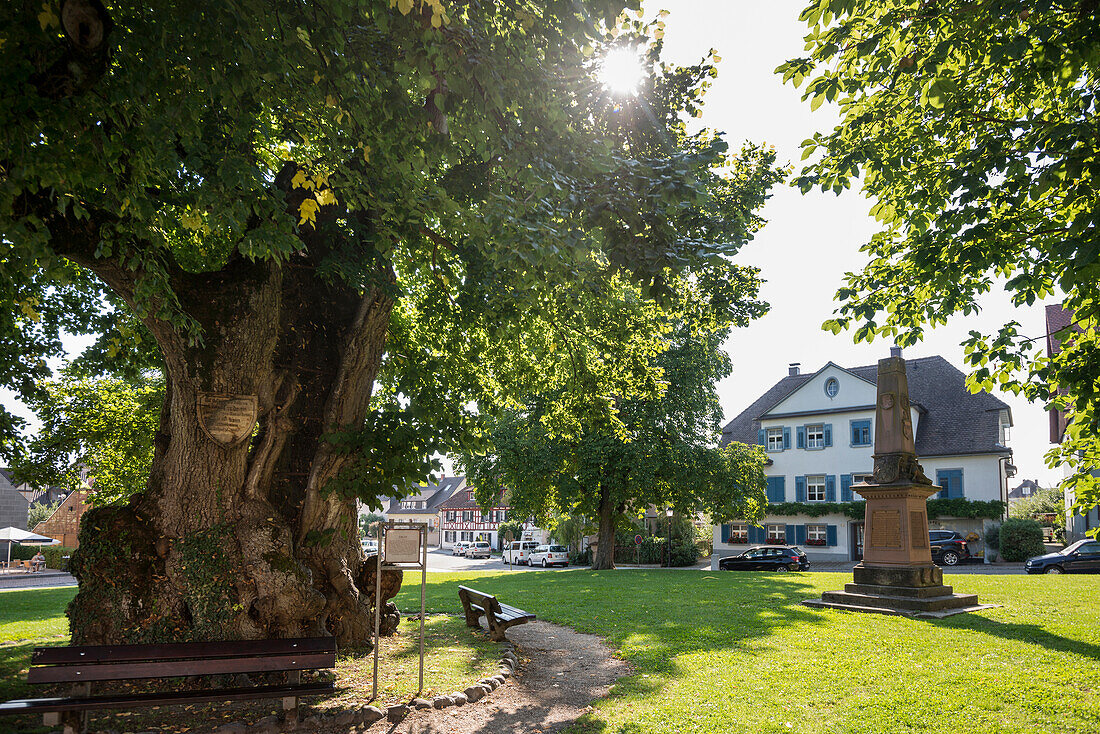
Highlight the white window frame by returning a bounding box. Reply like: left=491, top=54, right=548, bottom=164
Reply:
left=462, top=510, right=473, bottom=522
left=807, top=474, right=827, bottom=502
left=766, top=524, right=786, bottom=543
left=766, top=427, right=784, bottom=452
left=806, top=424, right=825, bottom=450
left=852, top=473, right=873, bottom=485
left=730, top=522, right=748, bottom=544
left=807, top=524, right=827, bottom=545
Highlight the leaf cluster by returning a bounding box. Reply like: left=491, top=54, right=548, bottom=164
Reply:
left=780, top=0, right=1100, bottom=517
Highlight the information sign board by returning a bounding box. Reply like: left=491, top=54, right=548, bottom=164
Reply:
left=385, top=528, right=422, bottom=563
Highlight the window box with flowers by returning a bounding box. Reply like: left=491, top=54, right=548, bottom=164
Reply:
left=728, top=522, right=748, bottom=544
left=806, top=524, right=828, bottom=546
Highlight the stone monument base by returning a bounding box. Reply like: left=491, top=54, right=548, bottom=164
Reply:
left=802, top=562, right=995, bottom=618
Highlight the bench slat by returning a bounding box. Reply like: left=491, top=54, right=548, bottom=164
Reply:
left=31, top=637, right=335, bottom=666
left=28, top=651, right=335, bottom=684
left=0, top=682, right=334, bottom=715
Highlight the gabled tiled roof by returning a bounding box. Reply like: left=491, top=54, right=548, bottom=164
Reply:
left=439, top=485, right=507, bottom=510
left=386, top=476, right=465, bottom=514
left=721, top=356, right=1011, bottom=458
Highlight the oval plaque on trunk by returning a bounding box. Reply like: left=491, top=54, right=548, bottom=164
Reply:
left=197, top=392, right=258, bottom=447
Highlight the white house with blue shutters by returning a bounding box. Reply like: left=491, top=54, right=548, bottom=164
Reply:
left=713, top=353, right=1013, bottom=567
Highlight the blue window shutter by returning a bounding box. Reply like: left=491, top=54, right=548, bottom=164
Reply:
left=826, top=525, right=838, bottom=546
left=936, top=470, right=963, bottom=499
left=758, top=428, right=766, bottom=446
left=749, top=525, right=764, bottom=544
left=850, top=420, right=858, bottom=445
left=841, top=474, right=853, bottom=502
left=795, top=476, right=806, bottom=502
left=795, top=525, right=807, bottom=545
left=824, top=424, right=833, bottom=447
left=721, top=524, right=731, bottom=543
left=797, top=426, right=806, bottom=449
left=776, top=476, right=786, bottom=502
left=949, top=469, right=963, bottom=498
left=825, top=475, right=837, bottom=502
left=766, top=476, right=785, bottom=503
left=783, top=427, right=791, bottom=450
left=785, top=524, right=796, bottom=542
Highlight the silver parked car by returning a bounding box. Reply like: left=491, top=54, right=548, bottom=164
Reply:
left=528, top=544, right=569, bottom=568
left=466, top=541, right=492, bottom=559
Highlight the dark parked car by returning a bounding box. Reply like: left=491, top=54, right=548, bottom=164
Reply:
left=929, top=530, right=970, bottom=566
left=718, top=546, right=809, bottom=572
left=1025, top=539, right=1100, bottom=574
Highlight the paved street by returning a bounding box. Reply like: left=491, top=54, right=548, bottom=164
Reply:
left=424, top=548, right=576, bottom=573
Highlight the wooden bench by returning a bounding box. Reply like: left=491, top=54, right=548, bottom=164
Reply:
left=458, top=585, right=535, bottom=641
left=0, top=637, right=336, bottom=734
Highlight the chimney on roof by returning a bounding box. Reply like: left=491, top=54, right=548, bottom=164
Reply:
left=788, top=363, right=801, bottom=376
left=890, top=346, right=902, bottom=359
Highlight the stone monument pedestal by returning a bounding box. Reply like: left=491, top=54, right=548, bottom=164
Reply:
left=802, top=355, right=995, bottom=618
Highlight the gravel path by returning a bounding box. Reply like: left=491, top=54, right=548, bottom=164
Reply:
left=338, top=620, right=628, bottom=734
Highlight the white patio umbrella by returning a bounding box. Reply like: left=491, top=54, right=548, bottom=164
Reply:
left=0, top=527, right=56, bottom=567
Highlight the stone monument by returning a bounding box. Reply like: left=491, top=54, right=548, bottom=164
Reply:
left=803, top=356, right=992, bottom=617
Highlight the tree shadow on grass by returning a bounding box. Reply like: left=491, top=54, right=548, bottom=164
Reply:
left=922, top=614, right=1100, bottom=661
left=401, top=571, right=824, bottom=696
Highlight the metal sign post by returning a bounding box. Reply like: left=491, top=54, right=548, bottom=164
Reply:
left=372, top=521, right=428, bottom=700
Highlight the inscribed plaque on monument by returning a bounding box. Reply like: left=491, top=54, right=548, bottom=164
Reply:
left=385, top=529, right=422, bottom=563
left=197, top=393, right=258, bottom=447
left=870, top=510, right=901, bottom=548
left=910, top=512, right=928, bottom=548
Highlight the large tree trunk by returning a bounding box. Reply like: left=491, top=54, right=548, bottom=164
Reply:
left=68, top=254, right=402, bottom=646
left=591, top=485, right=616, bottom=570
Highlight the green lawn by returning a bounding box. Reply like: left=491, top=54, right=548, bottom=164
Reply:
left=391, top=571, right=1100, bottom=734
left=2, top=573, right=1098, bottom=733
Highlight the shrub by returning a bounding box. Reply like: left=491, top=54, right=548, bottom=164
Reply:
left=569, top=547, right=592, bottom=566
left=999, top=518, right=1046, bottom=562
left=984, top=524, right=1000, bottom=550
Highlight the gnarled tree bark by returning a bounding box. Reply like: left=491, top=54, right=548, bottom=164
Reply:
left=53, top=201, right=403, bottom=645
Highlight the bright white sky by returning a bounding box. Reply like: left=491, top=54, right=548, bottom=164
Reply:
left=658, top=1, right=1057, bottom=485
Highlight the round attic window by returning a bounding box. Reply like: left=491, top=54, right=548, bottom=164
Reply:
left=824, top=377, right=840, bottom=398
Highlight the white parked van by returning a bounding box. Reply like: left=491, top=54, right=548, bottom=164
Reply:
left=502, top=540, right=539, bottom=565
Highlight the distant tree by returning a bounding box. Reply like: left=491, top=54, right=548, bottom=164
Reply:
left=359, top=513, right=386, bottom=538
left=496, top=520, right=525, bottom=546
left=1013, top=487, right=1065, bottom=521
left=779, top=0, right=1100, bottom=527
left=28, top=500, right=61, bottom=530
left=464, top=317, right=769, bottom=570
left=547, top=514, right=596, bottom=554
left=15, top=373, right=162, bottom=506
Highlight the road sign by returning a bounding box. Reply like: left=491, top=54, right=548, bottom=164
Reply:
left=634, top=534, right=643, bottom=545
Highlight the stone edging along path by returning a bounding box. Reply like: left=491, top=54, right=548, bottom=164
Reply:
left=210, top=620, right=628, bottom=734
left=207, top=641, right=518, bottom=734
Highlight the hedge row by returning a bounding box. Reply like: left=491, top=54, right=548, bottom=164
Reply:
left=764, top=498, right=1005, bottom=521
